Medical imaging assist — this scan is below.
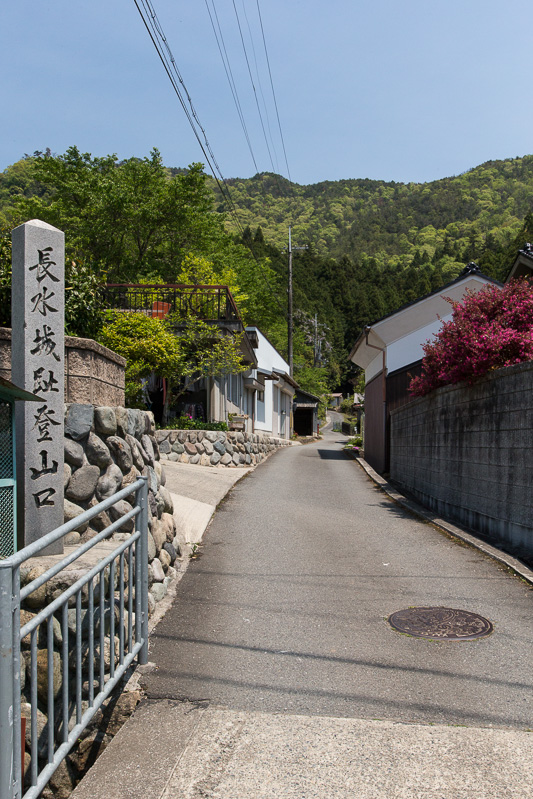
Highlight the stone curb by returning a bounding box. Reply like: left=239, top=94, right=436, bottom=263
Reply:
left=353, top=455, right=533, bottom=587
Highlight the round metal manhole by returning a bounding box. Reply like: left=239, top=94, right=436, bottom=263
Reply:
left=388, top=607, right=493, bottom=640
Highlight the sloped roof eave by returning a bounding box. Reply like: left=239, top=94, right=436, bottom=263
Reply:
left=349, top=271, right=502, bottom=368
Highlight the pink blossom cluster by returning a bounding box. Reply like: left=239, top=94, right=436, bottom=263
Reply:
left=409, top=279, right=533, bottom=397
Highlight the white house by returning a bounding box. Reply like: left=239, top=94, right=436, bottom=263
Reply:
left=176, top=328, right=297, bottom=438
left=348, top=263, right=503, bottom=473
left=244, top=327, right=297, bottom=439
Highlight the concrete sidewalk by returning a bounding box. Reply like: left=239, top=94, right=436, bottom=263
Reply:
left=164, top=459, right=252, bottom=550
left=71, top=700, right=533, bottom=799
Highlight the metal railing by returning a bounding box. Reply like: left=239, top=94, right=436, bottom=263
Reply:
left=103, top=283, right=244, bottom=330
left=0, top=476, right=149, bottom=799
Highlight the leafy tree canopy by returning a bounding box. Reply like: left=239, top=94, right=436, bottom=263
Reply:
left=99, top=310, right=246, bottom=416
left=4, top=150, right=533, bottom=395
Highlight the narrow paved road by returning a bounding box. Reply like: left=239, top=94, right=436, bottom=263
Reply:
left=143, top=427, right=533, bottom=729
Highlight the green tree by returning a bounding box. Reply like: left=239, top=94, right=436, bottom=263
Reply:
left=98, top=312, right=186, bottom=407
left=99, top=311, right=246, bottom=421
left=11, top=147, right=217, bottom=282
left=0, top=228, right=104, bottom=336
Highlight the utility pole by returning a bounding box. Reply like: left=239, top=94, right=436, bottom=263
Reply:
left=313, top=313, right=319, bottom=367
left=287, top=225, right=307, bottom=377
left=288, top=226, right=293, bottom=376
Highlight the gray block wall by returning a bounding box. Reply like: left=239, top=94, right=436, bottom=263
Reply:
left=390, top=361, right=533, bottom=560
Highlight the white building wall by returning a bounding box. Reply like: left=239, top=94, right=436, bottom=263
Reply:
left=386, top=315, right=453, bottom=374
left=365, top=353, right=384, bottom=384
left=248, top=328, right=290, bottom=435
left=365, top=314, right=455, bottom=383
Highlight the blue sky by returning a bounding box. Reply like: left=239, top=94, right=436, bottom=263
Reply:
left=2, top=0, right=533, bottom=186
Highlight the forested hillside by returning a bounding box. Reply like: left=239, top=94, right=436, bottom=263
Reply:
left=216, top=155, right=533, bottom=388
left=2, top=150, right=533, bottom=393
left=217, top=156, right=533, bottom=271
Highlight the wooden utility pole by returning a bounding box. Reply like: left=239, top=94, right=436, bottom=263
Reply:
left=288, top=226, right=293, bottom=376
left=287, top=226, right=307, bottom=377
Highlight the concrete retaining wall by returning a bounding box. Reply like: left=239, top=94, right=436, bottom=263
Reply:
left=0, top=327, right=126, bottom=406
left=156, top=428, right=291, bottom=467
left=390, top=361, right=533, bottom=560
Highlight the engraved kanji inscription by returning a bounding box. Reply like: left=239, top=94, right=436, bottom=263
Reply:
left=31, top=325, right=61, bottom=361
left=30, top=450, right=58, bottom=481
left=31, top=285, right=58, bottom=316
left=29, top=247, right=59, bottom=283
left=33, top=487, right=56, bottom=508
left=32, top=404, right=61, bottom=443
left=33, top=367, right=59, bottom=394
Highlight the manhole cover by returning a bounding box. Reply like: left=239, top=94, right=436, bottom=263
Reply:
left=388, top=607, right=493, bottom=640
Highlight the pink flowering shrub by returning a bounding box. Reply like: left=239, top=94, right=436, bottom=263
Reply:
left=409, top=279, right=533, bottom=397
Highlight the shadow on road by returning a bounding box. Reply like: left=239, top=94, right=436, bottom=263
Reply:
left=316, top=449, right=351, bottom=460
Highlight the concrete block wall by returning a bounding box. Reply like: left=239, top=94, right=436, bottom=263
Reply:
left=390, top=361, right=533, bottom=560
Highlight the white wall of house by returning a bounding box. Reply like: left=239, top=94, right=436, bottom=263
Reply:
left=247, top=328, right=292, bottom=438
left=386, top=315, right=452, bottom=374
left=206, top=329, right=293, bottom=438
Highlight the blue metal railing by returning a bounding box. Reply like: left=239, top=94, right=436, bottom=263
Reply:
left=0, top=476, right=149, bottom=799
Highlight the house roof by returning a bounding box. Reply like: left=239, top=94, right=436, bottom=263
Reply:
left=0, top=376, right=42, bottom=402
left=272, top=370, right=299, bottom=389
left=505, top=244, right=533, bottom=282
left=294, top=387, right=320, bottom=404
left=349, top=263, right=503, bottom=369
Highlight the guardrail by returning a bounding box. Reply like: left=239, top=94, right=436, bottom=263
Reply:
left=103, top=283, right=244, bottom=330
left=0, top=476, right=149, bottom=799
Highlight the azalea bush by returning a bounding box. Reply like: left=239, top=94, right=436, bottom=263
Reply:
left=410, top=279, right=533, bottom=397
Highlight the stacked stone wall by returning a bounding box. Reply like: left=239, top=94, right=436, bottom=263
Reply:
left=18, top=404, right=182, bottom=795
left=156, top=428, right=290, bottom=466
left=60, top=403, right=180, bottom=608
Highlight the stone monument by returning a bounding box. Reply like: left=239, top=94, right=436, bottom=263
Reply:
left=12, top=220, right=65, bottom=554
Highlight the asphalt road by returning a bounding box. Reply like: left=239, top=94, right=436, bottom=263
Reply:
left=143, top=426, right=533, bottom=729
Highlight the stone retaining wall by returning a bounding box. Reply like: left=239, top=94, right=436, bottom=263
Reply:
left=60, top=403, right=180, bottom=609
left=156, top=428, right=291, bottom=466
left=20, top=404, right=183, bottom=796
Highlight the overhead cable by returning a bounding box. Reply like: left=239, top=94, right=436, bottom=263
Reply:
left=239, top=0, right=279, bottom=176
left=204, top=0, right=260, bottom=175
left=231, top=0, right=278, bottom=177
left=132, top=0, right=287, bottom=316
left=256, top=0, right=292, bottom=183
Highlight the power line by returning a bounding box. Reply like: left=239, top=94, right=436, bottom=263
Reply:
left=230, top=0, right=278, bottom=177
left=204, top=0, right=260, bottom=174
left=239, top=0, right=280, bottom=176
left=133, top=0, right=232, bottom=213
left=132, top=0, right=288, bottom=317
left=256, top=0, right=292, bottom=183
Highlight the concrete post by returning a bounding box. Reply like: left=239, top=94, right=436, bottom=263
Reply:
left=11, top=220, right=65, bottom=554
